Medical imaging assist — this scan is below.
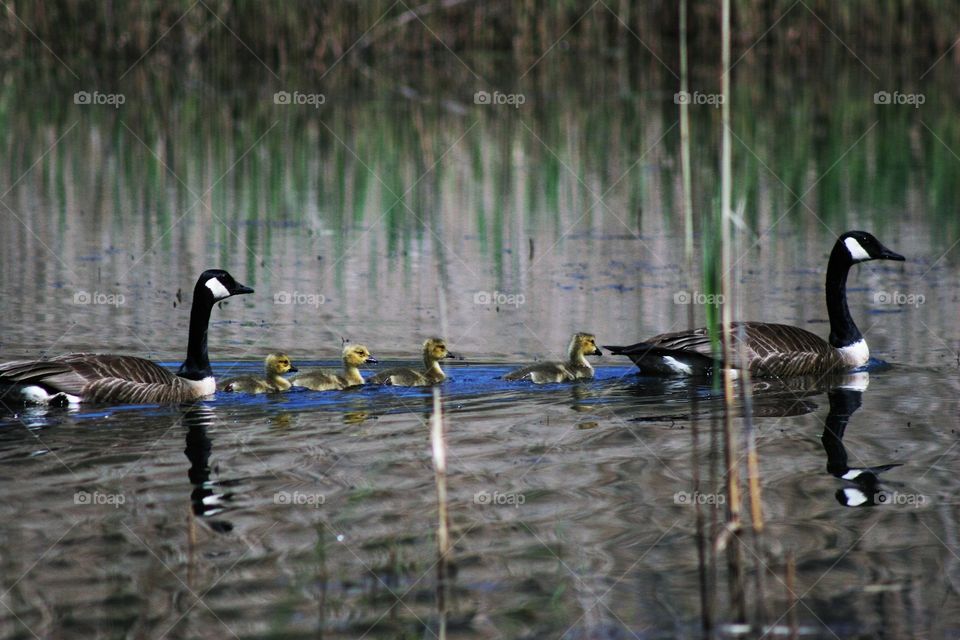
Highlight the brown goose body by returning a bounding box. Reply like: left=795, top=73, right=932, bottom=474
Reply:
left=645, top=322, right=850, bottom=378
left=0, top=270, right=253, bottom=405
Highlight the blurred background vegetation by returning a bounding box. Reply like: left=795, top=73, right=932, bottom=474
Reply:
left=3, top=0, right=959, bottom=72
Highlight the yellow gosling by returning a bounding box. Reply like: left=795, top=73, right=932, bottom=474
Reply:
left=504, top=332, right=603, bottom=384
left=221, top=353, right=298, bottom=393
left=293, top=344, right=377, bottom=391
left=369, top=338, right=455, bottom=387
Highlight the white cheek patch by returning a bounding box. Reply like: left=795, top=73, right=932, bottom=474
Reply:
left=844, top=237, right=871, bottom=262
left=205, top=277, right=232, bottom=300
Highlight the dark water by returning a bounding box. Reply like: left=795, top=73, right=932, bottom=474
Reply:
left=1, top=55, right=960, bottom=638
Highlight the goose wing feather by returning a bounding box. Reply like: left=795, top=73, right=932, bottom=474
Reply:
left=0, top=354, right=177, bottom=396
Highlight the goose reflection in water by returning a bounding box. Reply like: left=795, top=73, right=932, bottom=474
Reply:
left=821, top=374, right=903, bottom=507
left=183, top=405, right=235, bottom=533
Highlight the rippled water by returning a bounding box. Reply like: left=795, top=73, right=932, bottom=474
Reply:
left=2, top=53, right=960, bottom=638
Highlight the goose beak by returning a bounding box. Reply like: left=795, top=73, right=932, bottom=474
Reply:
left=231, top=283, right=255, bottom=296
left=366, top=356, right=379, bottom=365
left=876, top=246, right=905, bottom=262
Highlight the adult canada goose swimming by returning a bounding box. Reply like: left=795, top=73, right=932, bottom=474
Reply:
left=292, top=344, right=377, bottom=391
left=369, top=338, right=455, bottom=386
left=606, top=231, right=905, bottom=377
left=504, top=332, right=603, bottom=384
left=221, top=353, right=298, bottom=393
left=0, top=269, right=253, bottom=405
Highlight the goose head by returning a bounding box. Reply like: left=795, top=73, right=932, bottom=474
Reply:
left=343, top=344, right=377, bottom=368
left=196, top=269, right=255, bottom=302
left=569, top=332, right=603, bottom=359
left=423, top=338, right=456, bottom=365
left=837, top=231, right=905, bottom=265
left=265, top=353, right=297, bottom=376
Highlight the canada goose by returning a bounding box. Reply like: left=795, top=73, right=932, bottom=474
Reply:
left=369, top=338, right=455, bottom=386
left=292, top=344, right=377, bottom=391
left=606, top=231, right=904, bottom=378
left=221, top=353, right=298, bottom=393
left=0, top=270, right=253, bottom=405
left=503, top=332, right=603, bottom=384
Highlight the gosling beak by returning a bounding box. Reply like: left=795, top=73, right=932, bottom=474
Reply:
left=231, top=283, right=255, bottom=296
left=444, top=352, right=457, bottom=359
left=590, top=346, right=603, bottom=357
left=288, top=365, right=299, bottom=373
left=366, top=356, right=379, bottom=365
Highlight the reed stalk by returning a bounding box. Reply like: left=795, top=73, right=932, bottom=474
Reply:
left=431, top=387, right=450, bottom=639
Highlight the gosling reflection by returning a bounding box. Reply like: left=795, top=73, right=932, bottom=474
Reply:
left=182, top=406, right=235, bottom=532
left=821, top=375, right=902, bottom=508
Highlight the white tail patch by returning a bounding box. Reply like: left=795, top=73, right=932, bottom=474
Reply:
left=663, top=356, right=694, bottom=375
left=836, top=339, right=869, bottom=368
left=844, top=237, right=871, bottom=262
left=21, top=386, right=81, bottom=405
left=205, top=277, right=232, bottom=300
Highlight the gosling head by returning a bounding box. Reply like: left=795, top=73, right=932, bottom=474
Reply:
left=423, top=337, right=456, bottom=364
left=343, top=344, right=377, bottom=368
left=569, top=332, right=603, bottom=358
left=836, top=231, right=905, bottom=265
left=265, top=352, right=297, bottom=376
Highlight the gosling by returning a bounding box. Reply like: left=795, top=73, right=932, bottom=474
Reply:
left=221, top=353, right=298, bottom=393
left=504, top=332, right=603, bottom=384
left=293, top=344, right=377, bottom=391
left=369, top=338, right=456, bottom=387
